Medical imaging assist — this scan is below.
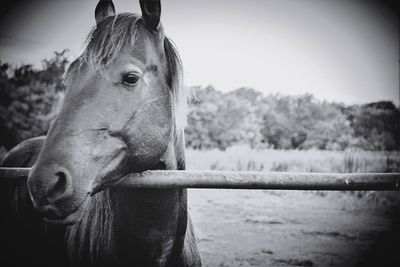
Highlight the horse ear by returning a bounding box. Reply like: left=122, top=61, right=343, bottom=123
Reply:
left=95, top=0, right=115, bottom=25
left=139, top=0, right=161, bottom=31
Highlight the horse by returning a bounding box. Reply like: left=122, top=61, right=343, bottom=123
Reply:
left=0, top=0, right=201, bottom=266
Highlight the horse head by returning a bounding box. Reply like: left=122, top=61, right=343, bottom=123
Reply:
left=27, top=0, right=183, bottom=225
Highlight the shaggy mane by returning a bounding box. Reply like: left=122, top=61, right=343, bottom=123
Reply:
left=66, top=189, right=116, bottom=265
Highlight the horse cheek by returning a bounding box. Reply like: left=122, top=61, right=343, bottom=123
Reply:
left=126, top=104, right=172, bottom=169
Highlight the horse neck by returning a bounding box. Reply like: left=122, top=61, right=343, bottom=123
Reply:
left=113, top=130, right=188, bottom=265
left=67, top=131, right=188, bottom=266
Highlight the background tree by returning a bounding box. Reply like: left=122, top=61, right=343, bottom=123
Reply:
left=0, top=51, right=69, bottom=150
left=344, top=101, right=400, bottom=151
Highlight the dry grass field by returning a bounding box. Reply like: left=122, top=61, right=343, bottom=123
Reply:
left=186, top=147, right=400, bottom=267
left=186, top=146, right=400, bottom=173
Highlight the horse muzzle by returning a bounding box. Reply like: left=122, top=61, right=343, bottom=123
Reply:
left=27, top=163, right=89, bottom=224
left=27, top=132, right=128, bottom=225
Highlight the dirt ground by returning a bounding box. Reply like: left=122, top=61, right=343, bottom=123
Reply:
left=188, top=189, right=400, bottom=267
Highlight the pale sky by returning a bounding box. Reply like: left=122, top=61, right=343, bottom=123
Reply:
left=0, top=0, right=398, bottom=105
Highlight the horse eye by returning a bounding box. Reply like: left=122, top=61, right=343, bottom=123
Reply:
left=122, top=73, right=140, bottom=86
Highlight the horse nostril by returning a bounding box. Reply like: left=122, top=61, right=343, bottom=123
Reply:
left=47, top=169, right=72, bottom=202
left=53, top=171, right=67, bottom=193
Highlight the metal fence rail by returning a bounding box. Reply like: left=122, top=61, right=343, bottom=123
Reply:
left=0, top=167, right=399, bottom=190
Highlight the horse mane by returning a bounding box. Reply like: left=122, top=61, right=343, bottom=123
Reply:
left=66, top=189, right=116, bottom=265
left=65, top=12, right=187, bottom=264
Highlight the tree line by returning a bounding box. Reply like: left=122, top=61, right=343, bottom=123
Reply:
left=1, top=52, right=399, bottom=152
left=186, top=86, right=400, bottom=151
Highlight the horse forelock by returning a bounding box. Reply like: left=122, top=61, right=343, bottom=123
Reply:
left=82, top=13, right=140, bottom=68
